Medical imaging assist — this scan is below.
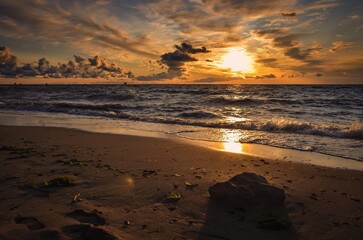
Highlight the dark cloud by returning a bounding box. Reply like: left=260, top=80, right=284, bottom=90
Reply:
left=137, top=42, right=210, bottom=81
left=161, top=51, right=197, bottom=65
left=252, top=28, right=287, bottom=36
left=281, top=12, right=297, bottom=17
left=253, top=29, right=302, bottom=48
left=256, top=58, right=277, bottom=63
left=37, top=57, right=50, bottom=74
left=0, top=46, right=133, bottom=79
left=175, top=43, right=211, bottom=54
left=272, top=34, right=301, bottom=48
left=253, top=28, right=325, bottom=66
left=284, top=47, right=309, bottom=60
left=285, top=47, right=324, bottom=62
left=0, top=46, right=17, bottom=76
left=74, top=55, right=88, bottom=65
left=88, top=55, right=103, bottom=67
left=253, top=74, right=277, bottom=79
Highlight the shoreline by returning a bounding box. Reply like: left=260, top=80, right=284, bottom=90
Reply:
left=0, top=125, right=363, bottom=239
left=0, top=111, right=362, bottom=171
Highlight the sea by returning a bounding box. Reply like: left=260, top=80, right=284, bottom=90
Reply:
left=0, top=84, right=362, bottom=161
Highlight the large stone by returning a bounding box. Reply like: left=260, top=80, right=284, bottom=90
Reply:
left=209, top=172, right=285, bottom=206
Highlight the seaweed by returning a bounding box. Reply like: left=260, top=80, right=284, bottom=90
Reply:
left=44, top=176, right=74, bottom=187
left=166, top=192, right=182, bottom=202
left=185, top=181, right=198, bottom=189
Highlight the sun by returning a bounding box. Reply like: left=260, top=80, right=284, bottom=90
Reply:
left=218, top=48, right=255, bottom=73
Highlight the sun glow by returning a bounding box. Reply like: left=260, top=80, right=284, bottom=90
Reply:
left=220, top=129, right=244, bottom=154
left=219, top=48, right=254, bottom=73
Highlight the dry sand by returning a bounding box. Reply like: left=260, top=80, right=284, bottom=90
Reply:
left=0, top=125, right=362, bottom=240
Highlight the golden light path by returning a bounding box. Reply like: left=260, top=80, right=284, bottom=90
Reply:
left=218, top=48, right=255, bottom=73
left=219, top=128, right=244, bottom=154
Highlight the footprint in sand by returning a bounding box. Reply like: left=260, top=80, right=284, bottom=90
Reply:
left=14, top=216, right=45, bottom=230
left=67, top=209, right=106, bottom=226
left=62, top=224, right=118, bottom=240
left=19, top=185, right=49, bottom=198
left=34, top=229, right=62, bottom=240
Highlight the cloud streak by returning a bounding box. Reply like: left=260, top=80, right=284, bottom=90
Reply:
left=0, top=0, right=158, bottom=58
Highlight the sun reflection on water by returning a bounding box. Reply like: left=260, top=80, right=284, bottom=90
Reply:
left=223, top=141, right=243, bottom=153
left=219, top=128, right=244, bottom=154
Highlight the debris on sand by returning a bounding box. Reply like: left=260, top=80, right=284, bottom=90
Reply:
left=44, top=176, right=74, bottom=187
left=166, top=192, right=182, bottom=202
left=72, top=194, right=82, bottom=203
left=142, top=170, right=158, bottom=178
left=185, top=181, right=198, bottom=189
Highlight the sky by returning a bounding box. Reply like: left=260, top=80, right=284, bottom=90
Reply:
left=0, top=0, right=362, bottom=84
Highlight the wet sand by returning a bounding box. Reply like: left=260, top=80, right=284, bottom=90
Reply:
left=0, top=125, right=362, bottom=239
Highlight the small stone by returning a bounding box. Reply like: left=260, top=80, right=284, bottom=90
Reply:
left=124, top=220, right=130, bottom=226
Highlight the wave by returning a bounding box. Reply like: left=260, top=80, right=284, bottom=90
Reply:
left=108, top=115, right=363, bottom=141
left=0, top=101, right=145, bottom=112
left=85, top=92, right=136, bottom=101
left=209, top=96, right=362, bottom=107
left=1, top=100, right=361, bottom=140
left=254, top=118, right=363, bottom=140
left=177, top=111, right=219, bottom=119
left=209, top=96, right=302, bottom=105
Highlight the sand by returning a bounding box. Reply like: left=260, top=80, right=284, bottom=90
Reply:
left=0, top=125, right=362, bottom=240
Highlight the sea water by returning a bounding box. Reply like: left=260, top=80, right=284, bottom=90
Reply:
left=0, top=84, right=362, bottom=160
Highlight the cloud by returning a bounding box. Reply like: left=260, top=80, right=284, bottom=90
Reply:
left=137, top=42, right=210, bottom=81
left=349, top=15, right=361, bottom=20
left=0, top=0, right=158, bottom=58
left=175, top=42, right=211, bottom=54
left=329, top=41, right=352, bottom=52
left=252, top=29, right=302, bottom=48
left=193, top=76, right=239, bottom=83
left=202, top=0, right=296, bottom=18
left=0, top=46, right=134, bottom=79
left=253, top=28, right=325, bottom=64
left=325, top=58, right=363, bottom=76
left=272, top=34, right=302, bottom=48
left=302, top=0, right=339, bottom=11
left=250, top=74, right=277, bottom=79
left=0, top=46, right=17, bottom=76
left=0, top=0, right=355, bottom=81
left=281, top=12, right=297, bottom=17
left=314, top=72, right=323, bottom=77
left=74, top=55, right=88, bottom=65
left=285, top=47, right=311, bottom=60
left=256, top=58, right=278, bottom=64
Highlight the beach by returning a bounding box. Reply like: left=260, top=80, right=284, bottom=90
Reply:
left=1, top=125, right=362, bottom=240
left=1, top=0, right=362, bottom=239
